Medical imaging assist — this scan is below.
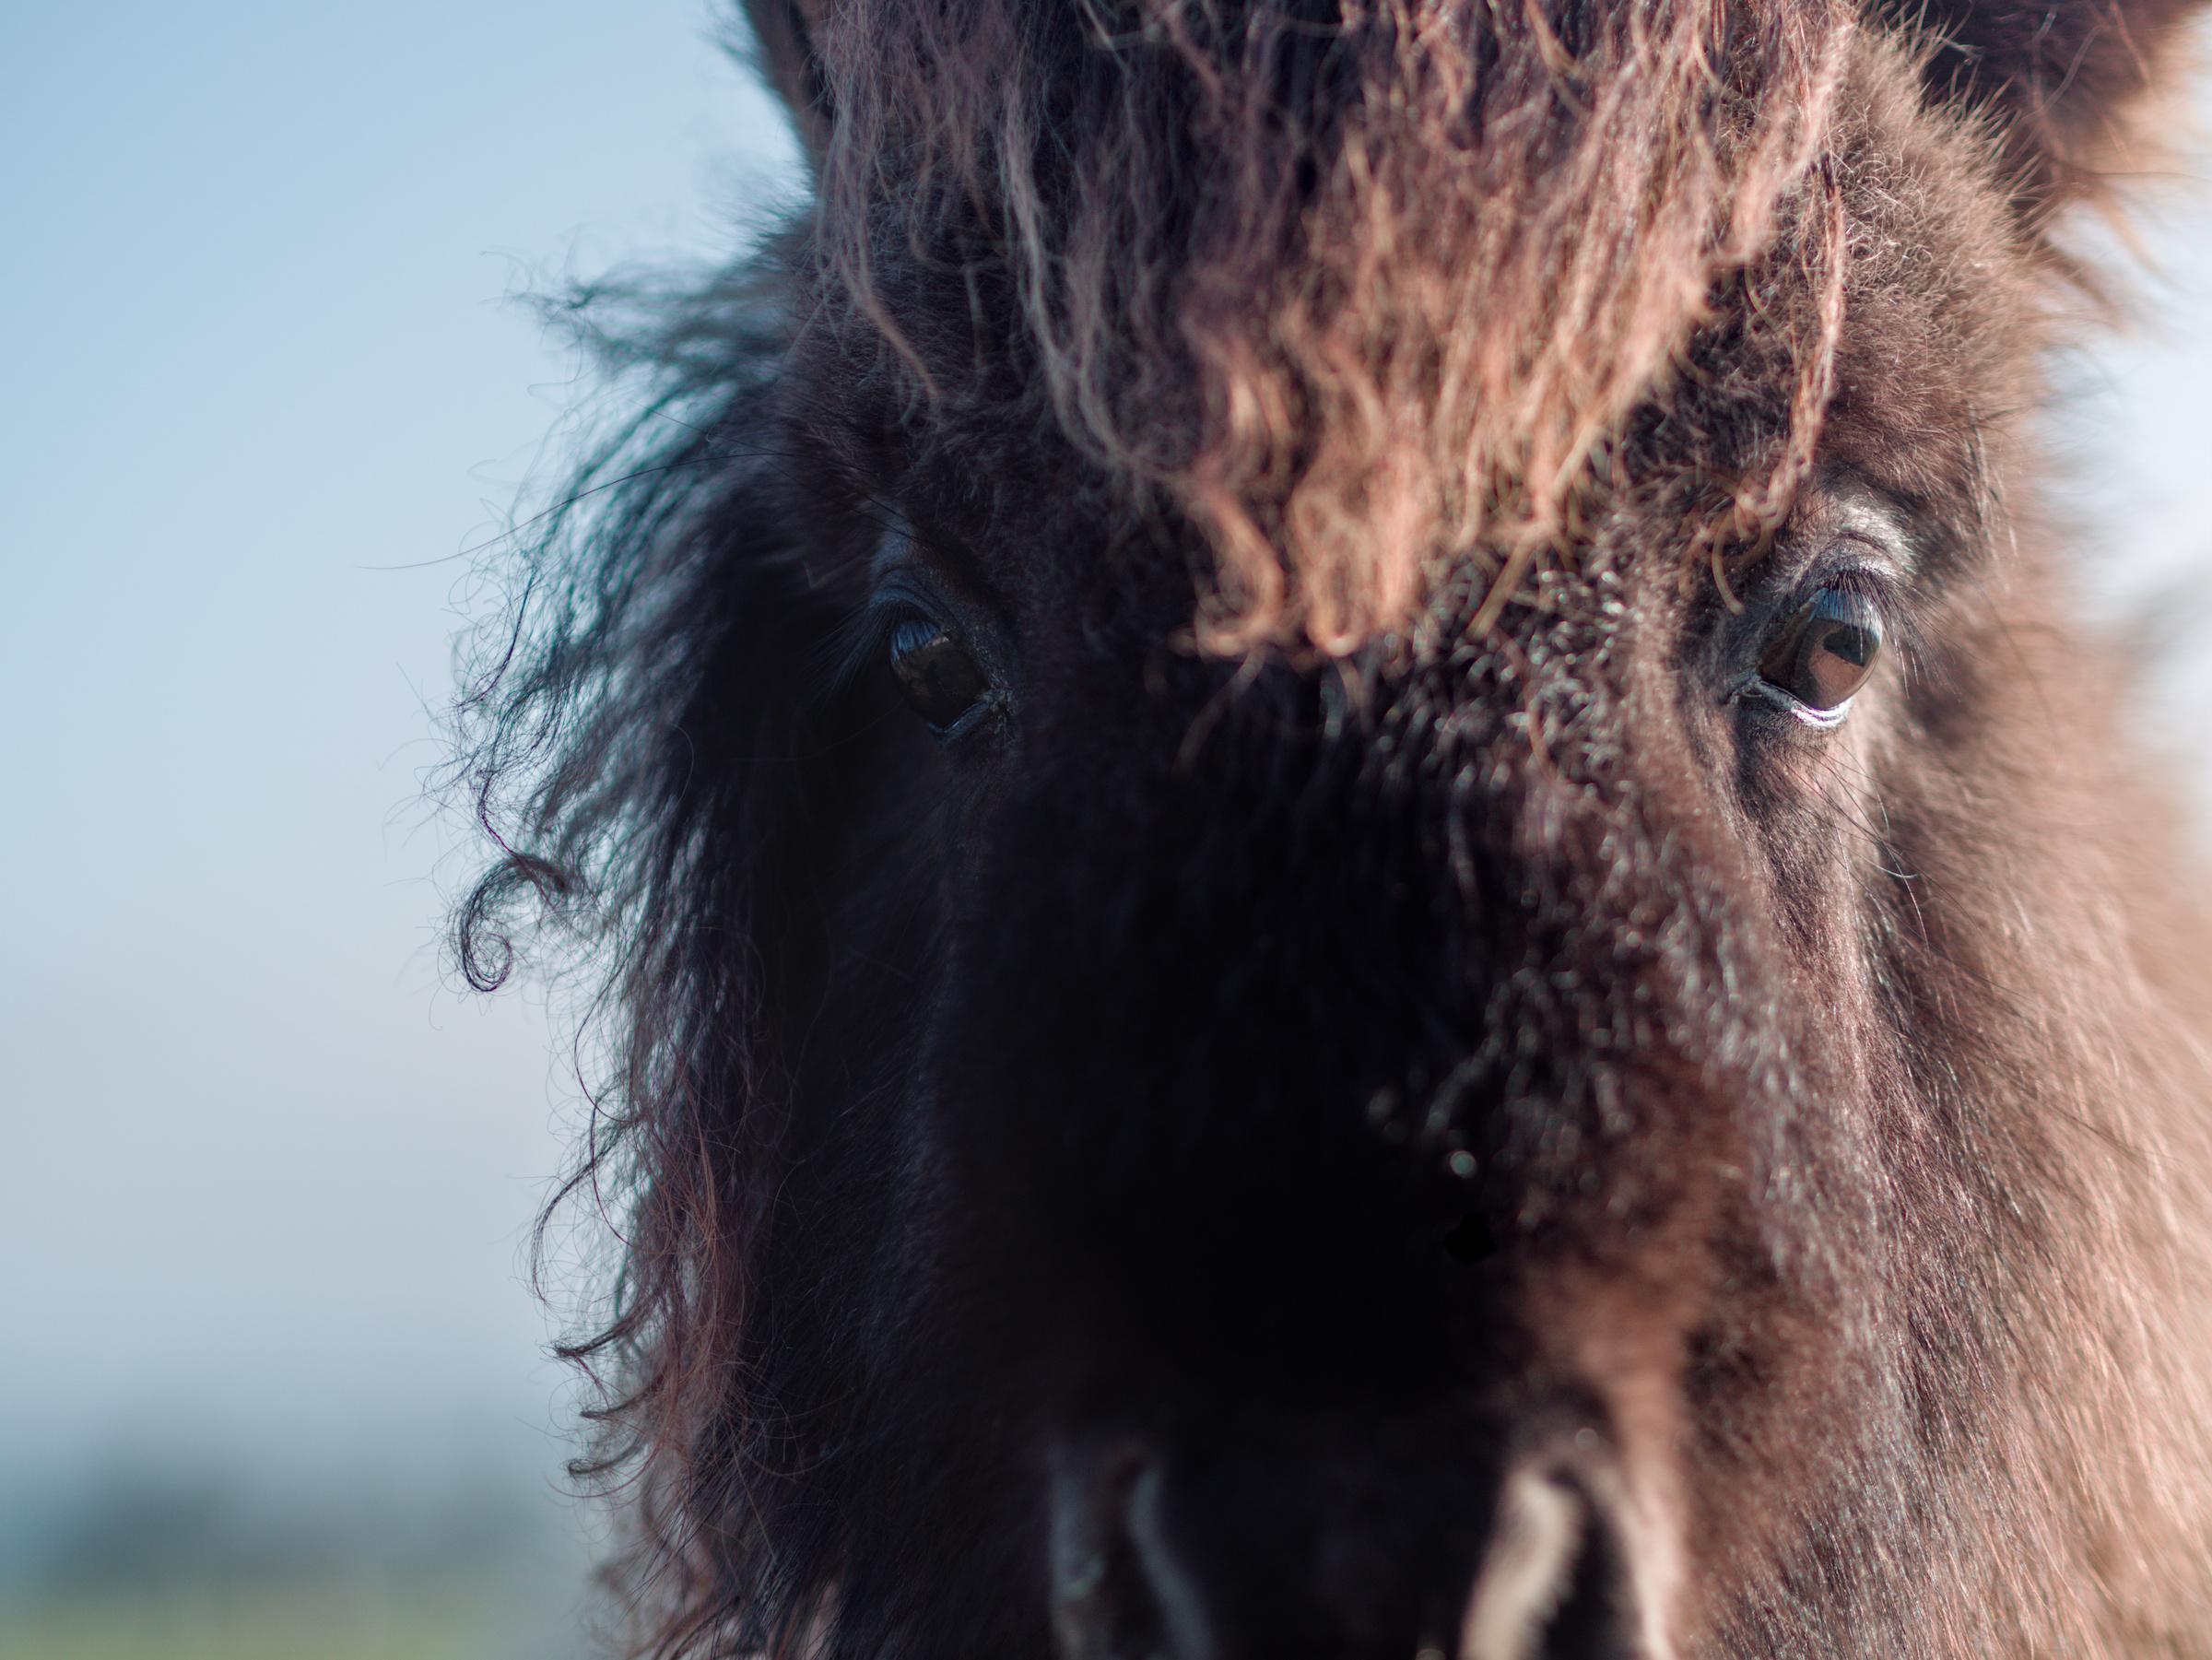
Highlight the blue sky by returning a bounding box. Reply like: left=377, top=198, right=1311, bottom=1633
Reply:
left=2, top=0, right=2209, bottom=1505
left=0, top=0, right=797, bottom=1490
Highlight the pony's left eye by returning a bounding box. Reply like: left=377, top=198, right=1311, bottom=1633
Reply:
left=1758, top=588, right=1883, bottom=713
left=888, top=617, right=990, bottom=729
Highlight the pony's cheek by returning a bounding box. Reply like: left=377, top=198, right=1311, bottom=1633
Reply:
left=1733, top=675, right=1885, bottom=814
left=1779, top=711, right=1880, bottom=813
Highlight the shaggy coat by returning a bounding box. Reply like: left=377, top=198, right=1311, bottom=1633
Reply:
left=457, top=0, right=2212, bottom=1652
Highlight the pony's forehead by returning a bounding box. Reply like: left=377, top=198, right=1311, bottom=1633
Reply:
left=802, top=0, right=2016, bottom=645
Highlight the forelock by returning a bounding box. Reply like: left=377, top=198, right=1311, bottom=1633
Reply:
left=804, top=0, right=1865, bottom=649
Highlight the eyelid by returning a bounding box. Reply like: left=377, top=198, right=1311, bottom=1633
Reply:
left=1817, top=561, right=1895, bottom=596
left=1825, top=534, right=1904, bottom=583
left=1735, top=677, right=1855, bottom=729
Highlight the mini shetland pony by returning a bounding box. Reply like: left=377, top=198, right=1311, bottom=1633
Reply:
left=457, top=0, right=2212, bottom=1651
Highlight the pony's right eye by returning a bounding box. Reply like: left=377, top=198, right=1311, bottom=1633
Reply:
left=888, top=617, right=990, bottom=730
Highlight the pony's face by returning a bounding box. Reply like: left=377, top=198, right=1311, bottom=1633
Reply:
left=753, top=45, right=2037, bottom=1649
left=469, top=0, right=2209, bottom=1652
left=802, top=477, right=1947, bottom=1660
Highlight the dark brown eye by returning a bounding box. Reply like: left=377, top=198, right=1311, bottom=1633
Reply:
left=888, top=617, right=990, bottom=730
left=1758, top=587, right=1883, bottom=713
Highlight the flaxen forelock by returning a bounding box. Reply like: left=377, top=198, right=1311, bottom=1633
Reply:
left=803, top=0, right=1859, bottom=650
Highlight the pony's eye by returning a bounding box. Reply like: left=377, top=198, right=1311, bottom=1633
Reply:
left=888, top=617, right=990, bottom=729
left=1758, top=588, right=1883, bottom=713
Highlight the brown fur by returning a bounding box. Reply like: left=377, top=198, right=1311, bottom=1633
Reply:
left=454, top=0, right=2212, bottom=1652
left=801, top=0, right=1860, bottom=648
left=777, top=0, right=2184, bottom=648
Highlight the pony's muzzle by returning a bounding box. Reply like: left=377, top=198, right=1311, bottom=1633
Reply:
left=1047, top=1429, right=1658, bottom=1660
left=1051, top=1443, right=1218, bottom=1660
left=1459, top=1460, right=1650, bottom=1660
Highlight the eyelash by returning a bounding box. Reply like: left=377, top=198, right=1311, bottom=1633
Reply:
left=818, top=597, right=929, bottom=704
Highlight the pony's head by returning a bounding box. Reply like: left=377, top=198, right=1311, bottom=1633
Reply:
left=458, top=0, right=2212, bottom=1653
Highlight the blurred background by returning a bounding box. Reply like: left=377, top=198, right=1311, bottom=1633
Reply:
left=2, top=4, right=2210, bottom=1658
left=1, top=3, right=797, bottom=1655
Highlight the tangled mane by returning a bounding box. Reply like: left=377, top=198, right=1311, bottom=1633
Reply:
left=797, top=0, right=1858, bottom=648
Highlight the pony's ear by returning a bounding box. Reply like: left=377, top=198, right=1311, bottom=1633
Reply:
left=742, top=0, right=834, bottom=167
left=1877, top=0, right=2208, bottom=223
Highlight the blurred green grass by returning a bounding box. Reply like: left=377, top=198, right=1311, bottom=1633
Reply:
left=0, top=1581, right=524, bottom=1660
